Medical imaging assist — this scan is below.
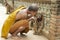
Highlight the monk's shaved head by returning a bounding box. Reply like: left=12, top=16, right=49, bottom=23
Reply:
left=28, top=4, right=39, bottom=12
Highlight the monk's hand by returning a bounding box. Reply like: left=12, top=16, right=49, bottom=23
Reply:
left=28, top=16, right=36, bottom=21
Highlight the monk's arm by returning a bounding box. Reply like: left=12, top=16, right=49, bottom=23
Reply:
left=16, top=12, right=26, bottom=21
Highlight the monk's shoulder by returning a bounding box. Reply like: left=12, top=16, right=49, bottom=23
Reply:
left=18, top=9, right=27, bottom=14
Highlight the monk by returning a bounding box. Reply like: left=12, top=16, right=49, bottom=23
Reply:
left=9, top=4, right=39, bottom=36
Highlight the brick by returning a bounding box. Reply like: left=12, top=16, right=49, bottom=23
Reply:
left=50, top=26, right=56, bottom=32
left=49, top=30, right=56, bottom=36
left=56, top=16, right=60, bottom=19
left=49, top=34, right=55, bottom=40
left=50, top=24, right=56, bottom=28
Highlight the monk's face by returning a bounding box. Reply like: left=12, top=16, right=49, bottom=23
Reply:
left=27, top=11, right=37, bottom=16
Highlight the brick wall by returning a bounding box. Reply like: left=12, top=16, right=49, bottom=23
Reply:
left=49, top=0, right=60, bottom=40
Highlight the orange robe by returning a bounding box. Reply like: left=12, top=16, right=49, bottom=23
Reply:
left=9, top=20, right=29, bottom=34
